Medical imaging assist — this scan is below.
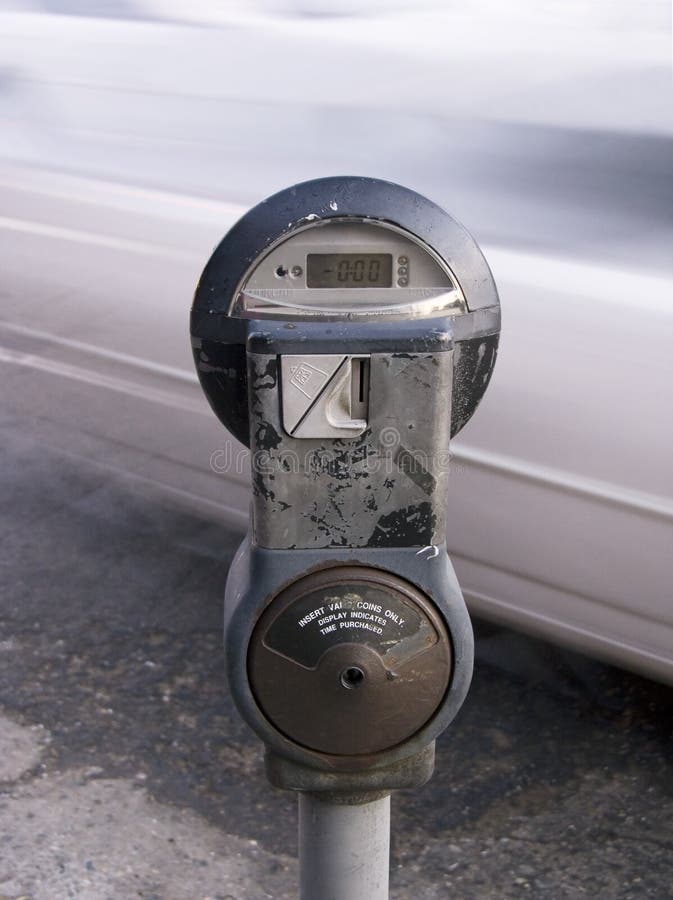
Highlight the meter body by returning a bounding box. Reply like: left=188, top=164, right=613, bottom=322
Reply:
left=191, top=177, right=500, bottom=793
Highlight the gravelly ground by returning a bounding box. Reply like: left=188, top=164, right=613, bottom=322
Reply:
left=1, top=420, right=672, bottom=899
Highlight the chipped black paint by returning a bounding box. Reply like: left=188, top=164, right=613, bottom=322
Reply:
left=251, top=359, right=278, bottom=392
left=394, top=446, right=437, bottom=496
left=367, top=503, right=437, bottom=547
left=254, top=422, right=282, bottom=453
left=307, top=432, right=375, bottom=482
left=451, top=333, right=499, bottom=436
left=247, top=347, right=452, bottom=549
left=192, top=341, right=249, bottom=446
left=252, top=468, right=290, bottom=510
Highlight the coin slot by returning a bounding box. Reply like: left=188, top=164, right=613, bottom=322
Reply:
left=350, top=357, right=370, bottom=419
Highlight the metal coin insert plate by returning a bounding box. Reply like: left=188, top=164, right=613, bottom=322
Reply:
left=248, top=567, right=452, bottom=757
left=280, top=354, right=370, bottom=438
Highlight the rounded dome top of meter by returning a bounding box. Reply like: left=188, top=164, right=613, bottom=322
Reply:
left=192, top=175, right=500, bottom=322
left=247, top=567, right=452, bottom=758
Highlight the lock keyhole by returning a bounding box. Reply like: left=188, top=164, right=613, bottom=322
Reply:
left=340, top=666, right=365, bottom=690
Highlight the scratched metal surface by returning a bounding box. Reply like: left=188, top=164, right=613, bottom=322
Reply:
left=248, top=350, right=454, bottom=550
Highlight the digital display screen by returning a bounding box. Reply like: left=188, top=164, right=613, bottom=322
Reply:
left=307, top=254, right=393, bottom=288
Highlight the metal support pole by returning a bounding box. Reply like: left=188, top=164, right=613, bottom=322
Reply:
left=299, top=792, right=390, bottom=900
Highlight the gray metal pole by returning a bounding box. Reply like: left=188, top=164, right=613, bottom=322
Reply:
left=298, top=792, right=390, bottom=900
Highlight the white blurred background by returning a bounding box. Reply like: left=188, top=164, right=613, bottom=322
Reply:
left=1, top=0, right=670, bottom=268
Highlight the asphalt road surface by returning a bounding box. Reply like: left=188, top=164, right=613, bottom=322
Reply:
left=1, top=365, right=672, bottom=899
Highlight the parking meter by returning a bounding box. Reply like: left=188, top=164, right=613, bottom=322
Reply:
left=190, top=176, right=500, bottom=895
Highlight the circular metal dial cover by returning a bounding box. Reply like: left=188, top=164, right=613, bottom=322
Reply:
left=248, top=567, right=452, bottom=757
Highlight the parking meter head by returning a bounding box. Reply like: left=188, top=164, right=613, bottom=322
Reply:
left=190, top=176, right=500, bottom=445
